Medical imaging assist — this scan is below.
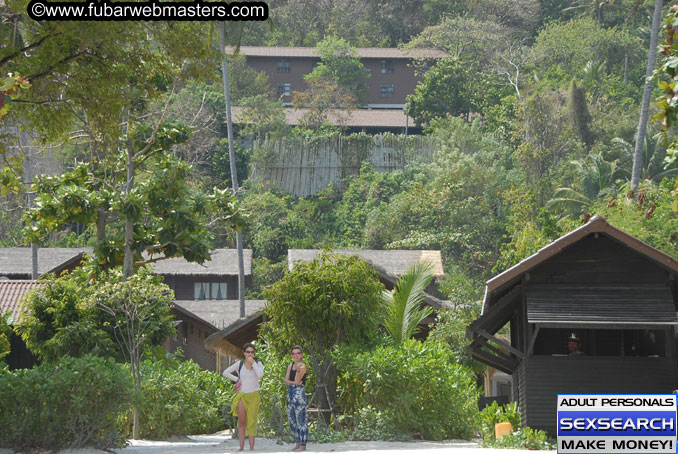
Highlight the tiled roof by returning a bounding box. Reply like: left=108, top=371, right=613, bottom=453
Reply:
left=227, top=46, right=447, bottom=59
left=0, top=280, right=43, bottom=322
left=288, top=249, right=445, bottom=277
left=231, top=107, right=413, bottom=128
left=0, top=248, right=91, bottom=278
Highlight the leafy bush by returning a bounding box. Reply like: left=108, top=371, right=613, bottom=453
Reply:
left=0, top=355, right=132, bottom=451
left=118, top=356, right=233, bottom=439
left=479, top=400, right=553, bottom=449
left=489, top=427, right=554, bottom=450
left=479, top=401, right=521, bottom=442
left=0, top=313, right=10, bottom=361
left=336, top=338, right=479, bottom=440
left=344, top=405, right=409, bottom=441
left=254, top=339, right=295, bottom=436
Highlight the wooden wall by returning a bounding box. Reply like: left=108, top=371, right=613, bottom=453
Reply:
left=517, top=356, right=677, bottom=435
left=529, top=235, right=669, bottom=286
left=251, top=134, right=435, bottom=197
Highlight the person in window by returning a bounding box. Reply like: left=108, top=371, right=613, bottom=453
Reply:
left=223, top=343, right=264, bottom=451
left=568, top=333, right=585, bottom=356
left=285, top=345, right=308, bottom=452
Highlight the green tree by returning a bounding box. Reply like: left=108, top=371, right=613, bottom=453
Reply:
left=530, top=18, right=643, bottom=86
left=238, top=94, right=290, bottom=140
left=382, top=262, right=434, bottom=344
left=655, top=4, right=678, bottom=161
left=0, top=3, right=220, bottom=150
left=292, top=77, right=359, bottom=129
left=93, top=267, right=175, bottom=440
left=567, top=80, right=595, bottom=151
left=22, top=132, right=242, bottom=272
left=305, top=35, right=370, bottom=104
left=0, top=313, right=11, bottom=362
left=406, top=57, right=476, bottom=125
left=548, top=152, right=626, bottom=216
left=261, top=252, right=383, bottom=419
left=16, top=270, right=117, bottom=362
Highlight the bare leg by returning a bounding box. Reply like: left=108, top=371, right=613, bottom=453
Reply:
left=249, top=435, right=255, bottom=450
left=237, top=400, right=247, bottom=451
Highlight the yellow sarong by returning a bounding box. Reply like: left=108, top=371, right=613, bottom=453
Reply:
left=231, top=391, right=261, bottom=436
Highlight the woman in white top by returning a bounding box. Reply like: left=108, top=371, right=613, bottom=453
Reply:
left=223, top=343, right=264, bottom=451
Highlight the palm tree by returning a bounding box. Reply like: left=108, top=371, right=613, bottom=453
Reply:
left=548, top=152, right=625, bottom=215
left=219, top=22, right=246, bottom=317
left=631, top=0, right=663, bottom=197
left=612, top=135, right=678, bottom=183
left=382, top=262, right=435, bottom=344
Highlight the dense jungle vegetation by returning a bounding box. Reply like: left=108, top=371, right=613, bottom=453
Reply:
left=3, top=0, right=678, bottom=449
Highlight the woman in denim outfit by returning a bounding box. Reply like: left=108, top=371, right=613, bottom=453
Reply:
left=285, top=345, right=308, bottom=451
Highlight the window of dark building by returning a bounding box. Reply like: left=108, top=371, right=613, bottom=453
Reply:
left=380, top=83, right=394, bottom=97
left=380, top=59, right=394, bottom=74
left=277, top=83, right=291, bottom=98
left=277, top=58, right=291, bottom=73
left=532, top=327, right=666, bottom=357
left=194, top=282, right=228, bottom=300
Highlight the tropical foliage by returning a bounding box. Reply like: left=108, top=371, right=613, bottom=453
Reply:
left=382, top=262, right=434, bottom=344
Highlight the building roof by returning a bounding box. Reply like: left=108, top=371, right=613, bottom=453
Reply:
left=173, top=299, right=266, bottom=330
left=288, top=249, right=444, bottom=278
left=228, top=46, right=447, bottom=59
left=204, top=310, right=266, bottom=358
left=0, top=248, right=253, bottom=278
left=230, top=106, right=413, bottom=129
left=171, top=303, right=219, bottom=332
left=483, top=215, right=678, bottom=313
left=149, top=249, right=253, bottom=276
left=0, top=280, right=43, bottom=322
left=0, top=248, right=91, bottom=278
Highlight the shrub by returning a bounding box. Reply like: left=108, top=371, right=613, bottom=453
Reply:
left=336, top=338, right=479, bottom=440
left=118, top=357, right=233, bottom=439
left=0, top=355, right=132, bottom=451
left=479, top=400, right=521, bottom=442
left=489, top=427, right=554, bottom=450
left=479, top=401, right=553, bottom=450
left=345, top=405, right=408, bottom=441
left=0, top=313, right=10, bottom=361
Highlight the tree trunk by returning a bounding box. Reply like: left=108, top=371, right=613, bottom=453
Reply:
left=631, top=0, right=663, bottom=196
left=131, top=346, right=141, bottom=439
left=219, top=22, right=246, bottom=317
left=124, top=135, right=135, bottom=278
left=24, top=154, right=39, bottom=279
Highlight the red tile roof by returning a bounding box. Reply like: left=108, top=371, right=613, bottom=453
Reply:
left=227, top=46, right=447, bottom=59
left=231, top=106, right=414, bottom=128
left=0, top=280, right=43, bottom=322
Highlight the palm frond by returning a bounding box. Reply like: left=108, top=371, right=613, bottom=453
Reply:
left=382, top=262, right=434, bottom=343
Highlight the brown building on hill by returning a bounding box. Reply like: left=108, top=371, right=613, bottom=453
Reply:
left=231, top=46, right=446, bottom=108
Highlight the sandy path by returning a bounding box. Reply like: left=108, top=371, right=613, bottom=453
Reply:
left=0, top=431, right=556, bottom=454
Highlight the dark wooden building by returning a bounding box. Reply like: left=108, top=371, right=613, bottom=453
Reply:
left=150, top=248, right=252, bottom=300
left=467, top=216, right=678, bottom=434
